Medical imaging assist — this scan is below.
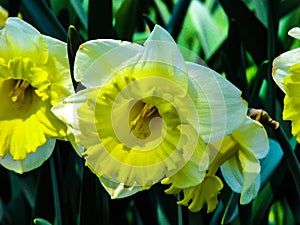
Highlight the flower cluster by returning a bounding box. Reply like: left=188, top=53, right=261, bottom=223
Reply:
left=1, top=17, right=271, bottom=213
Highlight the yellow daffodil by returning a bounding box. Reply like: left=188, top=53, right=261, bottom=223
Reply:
left=273, top=27, right=300, bottom=142
left=0, top=18, right=74, bottom=173
left=163, top=117, right=269, bottom=212
left=52, top=25, right=248, bottom=197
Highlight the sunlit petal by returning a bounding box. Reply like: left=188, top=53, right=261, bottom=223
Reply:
left=186, top=62, right=248, bottom=141
left=74, top=40, right=143, bottom=88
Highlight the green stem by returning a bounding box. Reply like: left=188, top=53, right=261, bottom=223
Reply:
left=274, top=127, right=300, bottom=198
left=50, top=155, right=62, bottom=225
left=265, top=0, right=278, bottom=117
left=177, top=194, right=183, bottom=225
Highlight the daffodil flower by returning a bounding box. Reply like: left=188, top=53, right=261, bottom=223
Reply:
left=273, top=27, right=300, bottom=143
left=0, top=18, right=74, bottom=173
left=163, top=117, right=269, bottom=212
left=52, top=25, right=248, bottom=197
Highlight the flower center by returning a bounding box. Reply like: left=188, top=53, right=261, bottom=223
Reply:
left=8, top=79, right=32, bottom=102
left=129, top=101, right=160, bottom=139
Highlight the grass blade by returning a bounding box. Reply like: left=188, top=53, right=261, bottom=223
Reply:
left=20, top=0, right=67, bottom=41
left=166, top=0, right=191, bottom=41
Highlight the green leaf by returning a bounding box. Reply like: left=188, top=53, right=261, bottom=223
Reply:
left=265, top=0, right=280, bottom=116
left=32, top=160, right=55, bottom=223
left=49, top=0, right=68, bottom=15
left=222, top=20, right=249, bottom=99
left=219, top=0, right=267, bottom=65
left=88, top=0, right=113, bottom=39
left=186, top=0, right=228, bottom=59
left=259, top=138, right=283, bottom=187
left=34, top=218, right=52, bottom=225
left=209, top=200, right=224, bottom=225
left=50, top=154, right=62, bottom=225
left=4, top=194, right=32, bottom=224
left=143, top=14, right=156, bottom=31
left=151, top=0, right=168, bottom=27
left=79, top=167, right=110, bottom=225
left=248, top=61, right=269, bottom=107
left=70, top=0, right=88, bottom=30
left=273, top=127, right=300, bottom=198
left=20, top=0, right=67, bottom=41
left=279, top=0, right=300, bottom=18
left=166, top=0, right=191, bottom=41
left=114, top=0, right=149, bottom=41
left=221, top=193, right=239, bottom=224
left=132, top=188, right=161, bottom=225
left=239, top=203, right=252, bottom=225
left=252, top=0, right=268, bottom=27
left=155, top=185, right=180, bottom=225
left=8, top=0, right=21, bottom=17
left=250, top=137, right=296, bottom=224
left=251, top=159, right=288, bottom=225
left=19, top=173, right=39, bottom=209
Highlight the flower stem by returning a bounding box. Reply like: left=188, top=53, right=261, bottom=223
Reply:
left=177, top=194, right=183, bottom=225
left=50, top=154, right=62, bottom=225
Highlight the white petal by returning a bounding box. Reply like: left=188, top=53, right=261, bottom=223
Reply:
left=238, top=150, right=261, bottom=204
left=74, top=40, right=143, bottom=88
left=220, top=154, right=243, bottom=193
left=0, top=139, right=55, bottom=174
left=167, top=139, right=209, bottom=188
left=220, top=149, right=261, bottom=204
left=43, top=35, right=74, bottom=104
left=231, top=117, right=269, bottom=159
left=272, top=48, right=300, bottom=93
left=51, top=87, right=92, bottom=129
left=0, top=17, right=48, bottom=64
left=142, top=25, right=188, bottom=89
left=186, top=62, right=248, bottom=142
left=51, top=88, right=97, bottom=156
left=239, top=174, right=260, bottom=204
left=288, top=27, right=300, bottom=40
left=99, top=176, right=144, bottom=199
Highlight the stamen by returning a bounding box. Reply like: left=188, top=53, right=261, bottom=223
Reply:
left=8, top=79, right=31, bottom=102
left=129, top=102, right=159, bottom=139
left=130, top=103, right=157, bottom=131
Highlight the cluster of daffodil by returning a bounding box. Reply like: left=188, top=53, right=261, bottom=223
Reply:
left=0, top=17, right=272, bottom=213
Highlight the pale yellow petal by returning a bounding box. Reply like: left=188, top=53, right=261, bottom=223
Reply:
left=43, top=35, right=74, bottom=105
left=231, top=117, right=269, bottom=159
left=288, top=27, right=300, bottom=40
left=272, top=48, right=300, bottom=93
left=0, top=17, right=48, bottom=65
left=74, top=40, right=143, bottom=88
left=0, top=139, right=55, bottom=174
left=186, top=62, right=248, bottom=142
